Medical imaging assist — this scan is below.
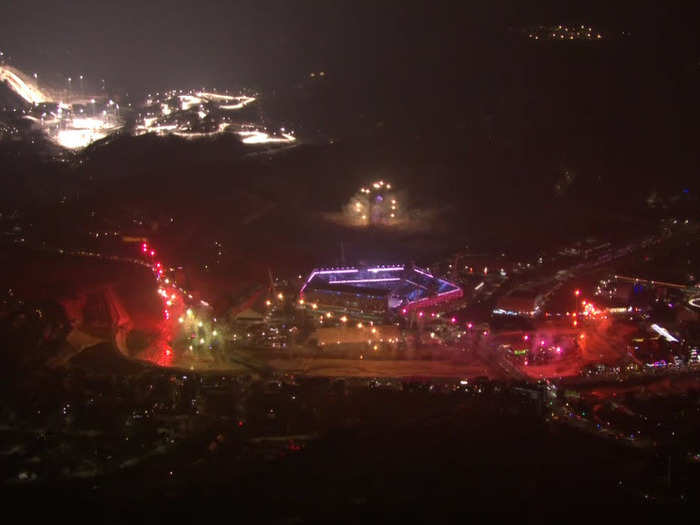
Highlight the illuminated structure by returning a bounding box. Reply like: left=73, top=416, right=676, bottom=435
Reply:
left=2, top=63, right=295, bottom=148
left=689, top=297, right=700, bottom=311
left=0, top=63, right=123, bottom=149
left=0, top=64, right=50, bottom=104
left=347, top=180, right=400, bottom=226
left=300, top=264, right=462, bottom=321
left=136, top=89, right=296, bottom=144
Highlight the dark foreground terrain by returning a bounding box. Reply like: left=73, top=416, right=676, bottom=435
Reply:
left=2, top=341, right=698, bottom=522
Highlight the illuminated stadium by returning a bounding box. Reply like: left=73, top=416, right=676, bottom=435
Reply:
left=300, top=264, right=462, bottom=320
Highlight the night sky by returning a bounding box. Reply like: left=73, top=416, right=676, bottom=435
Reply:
left=1, top=1, right=696, bottom=94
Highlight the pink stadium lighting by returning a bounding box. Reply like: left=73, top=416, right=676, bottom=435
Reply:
left=332, top=277, right=401, bottom=284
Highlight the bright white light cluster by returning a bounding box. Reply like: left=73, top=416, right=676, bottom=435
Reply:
left=22, top=102, right=121, bottom=149
left=2, top=62, right=296, bottom=148
left=238, top=130, right=296, bottom=144
left=55, top=128, right=107, bottom=149
left=0, top=64, right=48, bottom=104
left=1, top=63, right=122, bottom=149
left=137, top=89, right=295, bottom=144
left=347, top=180, right=400, bottom=226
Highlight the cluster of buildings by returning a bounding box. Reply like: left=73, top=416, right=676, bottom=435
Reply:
left=0, top=61, right=296, bottom=150
left=526, top=25, right=603, bottom=41
left=136, top=88, right=295, bottom=144
left=221, top=263, right=464, bottom=354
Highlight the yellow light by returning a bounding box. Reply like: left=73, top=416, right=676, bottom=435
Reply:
left=212, top=330, right=217, bottom=336
left=198, top=321, right=203, bottom=327
left=299, top=299, right=305, bottom=305
left=357, top=322, right=363, bottom=329
left=277, top=292, right=284, bottom=300
left=186, top=309, right=193, bottom=316
left=312, top=303, right=318, bottom=310
left=326, top=312, right=332, bottom=318
left=199, top=338, right=205, bottom=344
left=265, top=300, right=272, bottom=306
left=178, top=317, right=184, bottom=323
left=371, top=327, right=377, bottom=334
left=340, top=316, right=348, bottom=323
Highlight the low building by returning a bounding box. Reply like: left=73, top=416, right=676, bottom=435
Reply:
left=493, top=293, right=539, bottom=317
left=233, top=307, right=265, bottom=325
